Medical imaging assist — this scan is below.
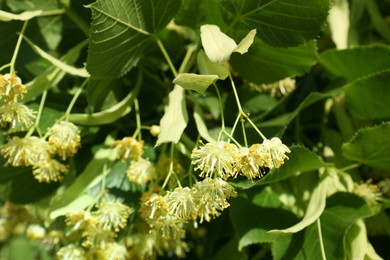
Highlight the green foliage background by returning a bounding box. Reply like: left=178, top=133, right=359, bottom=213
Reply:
left=0, top=0, right=390, bottom=259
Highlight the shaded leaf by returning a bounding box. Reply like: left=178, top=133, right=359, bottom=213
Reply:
left=49, top=147, right=116, bottom=213
left=155, top=85, right=188, bottom=147
left=342, top=122, right=390, bottom=170
left=223, top=0, right=329, bottom=47
left=0, top=162, right=59, bottom=204
left=22, top=35, right=89, bottom=77
left=229, top=187, right=299, bottom=250
left=86, top=0, right=181, bottom=78
left=344, top=70, right=390, bottom=121
left=318, top=45, right=390, bottom=81
left=231, top=39, right=317, bottom=84
left=24, top=40, right=89, bottom=102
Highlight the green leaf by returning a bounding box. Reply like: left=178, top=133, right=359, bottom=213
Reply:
left=254, top=88, right=342, bottom=135
left=173, top=73, right=219, bottom=95
left=86, top=0, right=181, bottom=78
left=231, top=146, right=330, bottom=189
left=231, top=39, right=317, bottom=84
left=0, top=163, right=59, bottom=204
left=49, top=194, right=95, bottom=219
left=22, top=36, right=89, bottom=77
left=272, top=193, right=378, bottom=260
left=48, top=147, right=116, bottom=213
left=175, top=0, right=225, bottom=29
left=318, top=45, right=390, bottom=81
left=269, top=175, right=329, bottom=234
left=155, top=85, right=188, bottom=147
left=223, top=0, right=330, bottom=47
left=344, top=70, right=390, bottom=121
left=342, top=122, right=390, bottom=170
left=345, top=220, right=368, bottom=260
left=24, top=40, right=89, bottom=102
left=194, top=104, right=216, bottom=143
left=230, top=187, right=299, bottom=250
left=68, top=72, right=142, bottom=125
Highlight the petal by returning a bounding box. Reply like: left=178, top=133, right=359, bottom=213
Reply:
left=200, top=24, right=237, bottom=63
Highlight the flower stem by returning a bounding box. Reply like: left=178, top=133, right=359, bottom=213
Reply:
left=65, top=78, right=89, bottom=121
left=10, top=21, right=29, bottom=75
left=214, top=84, right=226, bottom=141
left=229, top=73, right=267, bottom=141
left=134, top=98, right=142, bottom=140
left=26, top=89, right=48, bottom=138
left=155, top=37, right=178, bottom=77
left=317, top=219, right=327, bottom=260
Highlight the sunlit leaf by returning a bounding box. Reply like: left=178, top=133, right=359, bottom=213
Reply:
left=328, top=0, right=350, bottom=49
left=86, top=0, right=181, bottom=78
left=49, top=194, right=95, bottom=219
left=272, top=193, right=378, bottom=260
left=49, top=147, right=116, bottom=213
left=194, top=104, right=216, bottom=143
left=155, top=85, right=188, bottom=147
left=0, top=10, right=42, bottom=21
left=269, top=175, right=329, bottom=234
left=342, top=122, right=390, bottom=170
left=173, top=73, right=219, bottom=95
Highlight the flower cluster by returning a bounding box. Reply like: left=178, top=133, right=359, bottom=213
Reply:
left=114, top=136, right=157, bottom=187
left=192, top=137, right=291, bottom=181
left=134, top=177, right=237, bottom=258
left=0, top=120, right=81, bottom=183
left=58, top=200, right=133, bottom=259
left=0, top=73, right=35, bottom=129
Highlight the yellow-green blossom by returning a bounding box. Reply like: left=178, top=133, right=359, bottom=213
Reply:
left=0, top=136, right=50, bottom=167
left=113, top=137, right=144, bottom=160
left=48, top=121, right=81, bottom=160
left=0, top=103, right=36, bottom=129
left=164, top=187, right=197, bottom=220
left=127, top=158, right=156, bottom=186
left=93, top=201, right=133, bottom=232
left=0, top=73, right=27, bottom=102
left=32, top=158, right=68, bottom=183
left=191, top=141, right=238, bottom=179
